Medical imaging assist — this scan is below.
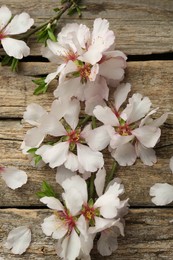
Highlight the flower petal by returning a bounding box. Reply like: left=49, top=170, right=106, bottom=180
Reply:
left=1, top=38, right=30, bottom=59
left=64, top=99, right=80, bottom=129
left=60, top=229, right=81, bottom=260
left=0, top=5, right=12, bottom=31
left=37, top=142, right=69, bottom=168
left=135, top=142, right=157, bottom=166
left=24, top=127, right=45, bottom=147
left=1, top=167, right=27, bottom=190
left=150, top=183, right=173, bottom=205
left=85, top=125, right=111, bottom=151
left=40, top=196, right=64, bottom=211
left=64, top=152, right=80, bottom=172
left=99, top=58, right=125, bottom=81
left=114, top=83, right=131, bottom=111
left=77, top=144, right=104, bottom=172
left=170, top=156, right=173, bottom=173
left=94, top=168, right=106, bottom=197
left=56, top=166, right=76, bottom=186
left=5, top=226, right=31, bottom=255
left=3, top=12, right=34, bottom=35
left=23, top=103, right=47, bottom=126
left=39, top=114, right=66, bottom=136
left=132, top=126, right=161, bottom=148
left=93, top=105, right=119, bottom=126
left=111, top=143, right=137, bottom=166
left=41, top=214, right=67, bottom=239
left=62, top=188, right=84, bottom=215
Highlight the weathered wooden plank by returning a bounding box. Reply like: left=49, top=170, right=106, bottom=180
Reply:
left=0, top=61, right=173, bottom=118
left=1, top=209, right=173, bottom=259
left=0, top=135, right=173, bottom=207
left=0, top=0, right=173, bottom=55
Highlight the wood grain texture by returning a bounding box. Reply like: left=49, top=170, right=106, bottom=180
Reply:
left=1, top=209, right=173, bottom=259
left=0, top=0, right=173, bottom=55
left=0, top=132, right=173, bottom=207
left=0, top=60, right=173, bottom=118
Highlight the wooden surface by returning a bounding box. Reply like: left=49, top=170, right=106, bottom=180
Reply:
left=0, top=0, right=173, bottom=259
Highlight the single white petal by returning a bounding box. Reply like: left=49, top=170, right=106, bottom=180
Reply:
left=23, top=103, right=47, bottom=126
left=56, top=166, right=76, bottom=186
left=40, top=196, right=64, bottom=211
left=60, top=229, right=81, bottom=260
left=41, top=215, right=67, bottom=239
left=150, top=112, right=171, bottom=127
left=94, top=168, right=106, bottom=197
left=1, top=38, right=30, bottom=59
left=62, top=188, right=84, bottom=215
left=114, top=83, right=131, bottom=111
left=79, top=48, right=102, bottom=65
left=135, top=142, right=157, bottom=166
left=50, top=98, right=69, bottom=119
left=111, top=143, right=137, bottom=166
left=24, top=127, right=45, bottom=147
left=62, top=175, right=88, bottom=204
left=93, top=105, right=119, bottom=126
left=85, top=96, right=106, bottom=116
left=77, top=144, right=104, bottom=172
left=84, top=77, right=109, bottom=101
left=92, top=18, right=115, bottom=52
left=64, top=152, right=79, bottom=172
left=99, top=58, right=125, bottom=81
left=38, top=142, right=69, bottom=168
left=85, top=125, right=111, bottom=151
left=39, top=113, right=66, bottom=136
left=1, top=167, right=27, bottom=190
left=170, top=156, right=173, bottom=173
left=89, top=217, right=113, bottom=234
left=5, top=226, right=31, bottom=255
left=3, top=12, right=34, bottom=35
left=139, top=108, right=159, bottom=127
left=47, top=39, right=68, bottom=56
left=109, top=134, right=134, bottom=149
left=64, top=99, right=80, bottom=129
left=124, top=93, right=152, bottom=124
left=132, top=126, right=161, bottom=148
left=0, top=5, right=12, bottom=31
left=150, top=183, right=173, bottom=205
left=89, top=64, right=99, bottom=81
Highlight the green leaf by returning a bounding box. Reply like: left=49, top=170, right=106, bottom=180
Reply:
left=1, top=55, right=19, bottom=72
left=32, top=77, right=48, bottom=95
left=53, top=7, right=61, bottom=12
left=67, top=6, right=77, bottom=16
left=48, top=28, right=57, bottom=42
left=37, top=181, right=57, bottom=198
left=34, top=155, right=42, bottom=165
left=27, top=148, right=38, bottom=154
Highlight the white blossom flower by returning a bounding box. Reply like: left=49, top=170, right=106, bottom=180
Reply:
left=22, top=99, right=104, bottom=173
left=0, top=5, right=34, bottom=59
left=0, top=166, right=27, bottom=189
left=150, top=156, right=173, bottom=205
left=42, top=18, right=126, bottom=106
left=92, top=82, right=169, bottom=166
left=5, top=226, right=31, bottom=254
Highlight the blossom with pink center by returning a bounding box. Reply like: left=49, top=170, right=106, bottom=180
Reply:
left=42, top=18, right=126, bottom=109
left=0, top=5, right=34, bottom=59
left=88, top=83, right=169, bottom=166
left=22, top=99, right=104, bottom=173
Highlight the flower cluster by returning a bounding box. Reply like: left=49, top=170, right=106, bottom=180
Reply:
left=0, top=6, right=172, bottom=260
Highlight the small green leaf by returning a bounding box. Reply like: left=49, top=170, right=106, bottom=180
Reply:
left=88, top=198, right=94, bottom=207
left=37, top=181, right=57, bottom=198
left=48, top=28, right=57, bottom=42
left=67, top=6, right=77, bottom=16
left=32, top=77, right=48, bottom=95
left=53, top=7, right=61, bottom=12
left=34, top=155, right=42, bottom=165
left=27, top=148, right=38, bottom=154
left=1, top=55, right=19, bottom=72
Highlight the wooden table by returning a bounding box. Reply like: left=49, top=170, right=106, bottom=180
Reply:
left=0, top=0, right=173, bottom=259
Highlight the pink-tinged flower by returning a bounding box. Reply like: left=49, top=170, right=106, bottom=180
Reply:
left=92, top=83, right=169, bottom=166
left=5, top=226, right=31, bottom=255
left=150, top=156, right=173, bottom=206
left=40, top=184, right=91, bottom=260
left=42, top=18, right=126, bottom=106
left=0, top=166, right=27, bottom=189
left=22, top=99, right=104, bottom=173
left=0, top=5, right=34, bottom=59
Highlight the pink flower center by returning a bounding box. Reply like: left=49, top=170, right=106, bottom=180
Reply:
left=78, top=64, right=91, bottom=82
left=117, top=123, right=132, bottom=136
left=0, top=33, right=5, bottom=40
left=67, top=130, right=80, bottom=144
left=65, top=51, right=78, bottom=62
left=81, top=204, right=96, bottom=221
left=55, top=210, right=76, bottom=234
